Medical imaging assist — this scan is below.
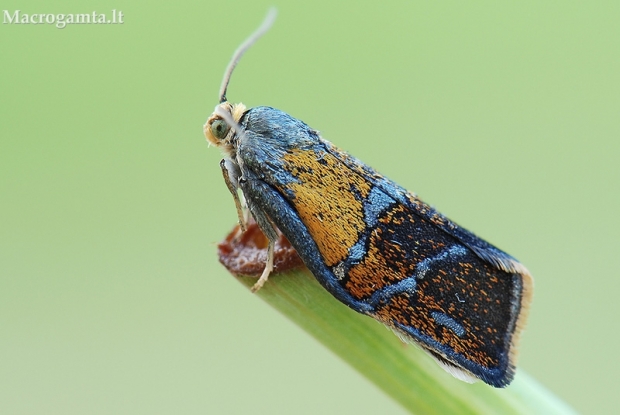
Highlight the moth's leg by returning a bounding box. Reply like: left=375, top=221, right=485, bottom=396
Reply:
left=220, top=159, right=246, bottom=232
left=252, top=243, right=274, bottom=293
left=247, top=202, right=278, bottom=293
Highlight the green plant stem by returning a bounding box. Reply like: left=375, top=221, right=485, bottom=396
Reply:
left=234, top=268, right=578, bottom=415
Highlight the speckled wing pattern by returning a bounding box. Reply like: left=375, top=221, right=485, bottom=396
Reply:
left=235, top=106, right=532, bottom=387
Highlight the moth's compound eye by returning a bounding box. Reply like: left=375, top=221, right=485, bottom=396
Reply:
left=211, top=119, right=230, bottom=140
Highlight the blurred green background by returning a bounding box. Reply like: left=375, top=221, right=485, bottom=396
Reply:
left=1, top=1, right=618, bottom=414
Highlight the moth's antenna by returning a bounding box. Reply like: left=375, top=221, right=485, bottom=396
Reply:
left=218, top=8, right=278, bottom=103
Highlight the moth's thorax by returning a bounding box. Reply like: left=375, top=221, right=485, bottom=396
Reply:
left=204, top=102, right=247, bottom=157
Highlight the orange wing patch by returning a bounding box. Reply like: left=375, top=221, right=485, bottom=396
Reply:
left=280, top=149, right=370, bottom=266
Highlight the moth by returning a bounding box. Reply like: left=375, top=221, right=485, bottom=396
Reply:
left=204, top=10, right=533, bottom=387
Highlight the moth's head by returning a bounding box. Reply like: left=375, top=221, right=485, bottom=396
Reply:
left=204, top=102, right=247, bottom=155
